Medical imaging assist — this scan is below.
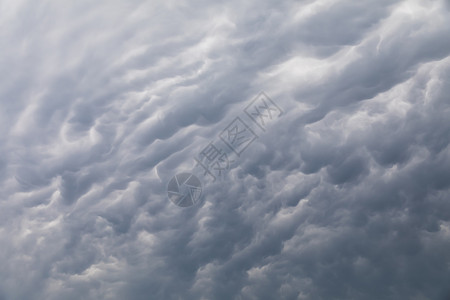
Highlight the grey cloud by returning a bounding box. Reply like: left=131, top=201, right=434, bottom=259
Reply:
left=1, top=0, right=450, bottom=299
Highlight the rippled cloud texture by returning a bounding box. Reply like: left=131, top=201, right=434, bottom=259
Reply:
left=1, top=0, right=450, bottom=299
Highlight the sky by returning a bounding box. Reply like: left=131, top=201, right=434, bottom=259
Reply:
left=0, top=0, right=450, bottom=299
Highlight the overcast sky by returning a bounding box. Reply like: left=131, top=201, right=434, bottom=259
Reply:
left=1, top=0, right=450, bottom=299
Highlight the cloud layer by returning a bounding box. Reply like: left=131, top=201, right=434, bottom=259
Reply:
left=0, top=0, right=450, bottom=299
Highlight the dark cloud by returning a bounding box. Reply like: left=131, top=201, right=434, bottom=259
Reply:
left=0, top=0, right=449, bottom=299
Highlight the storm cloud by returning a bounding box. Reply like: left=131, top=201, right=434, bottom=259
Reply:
left=0, top=0, right=450, bottom=299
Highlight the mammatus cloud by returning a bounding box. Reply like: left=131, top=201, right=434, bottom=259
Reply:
left=0, top=0, right=449, bottom=299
